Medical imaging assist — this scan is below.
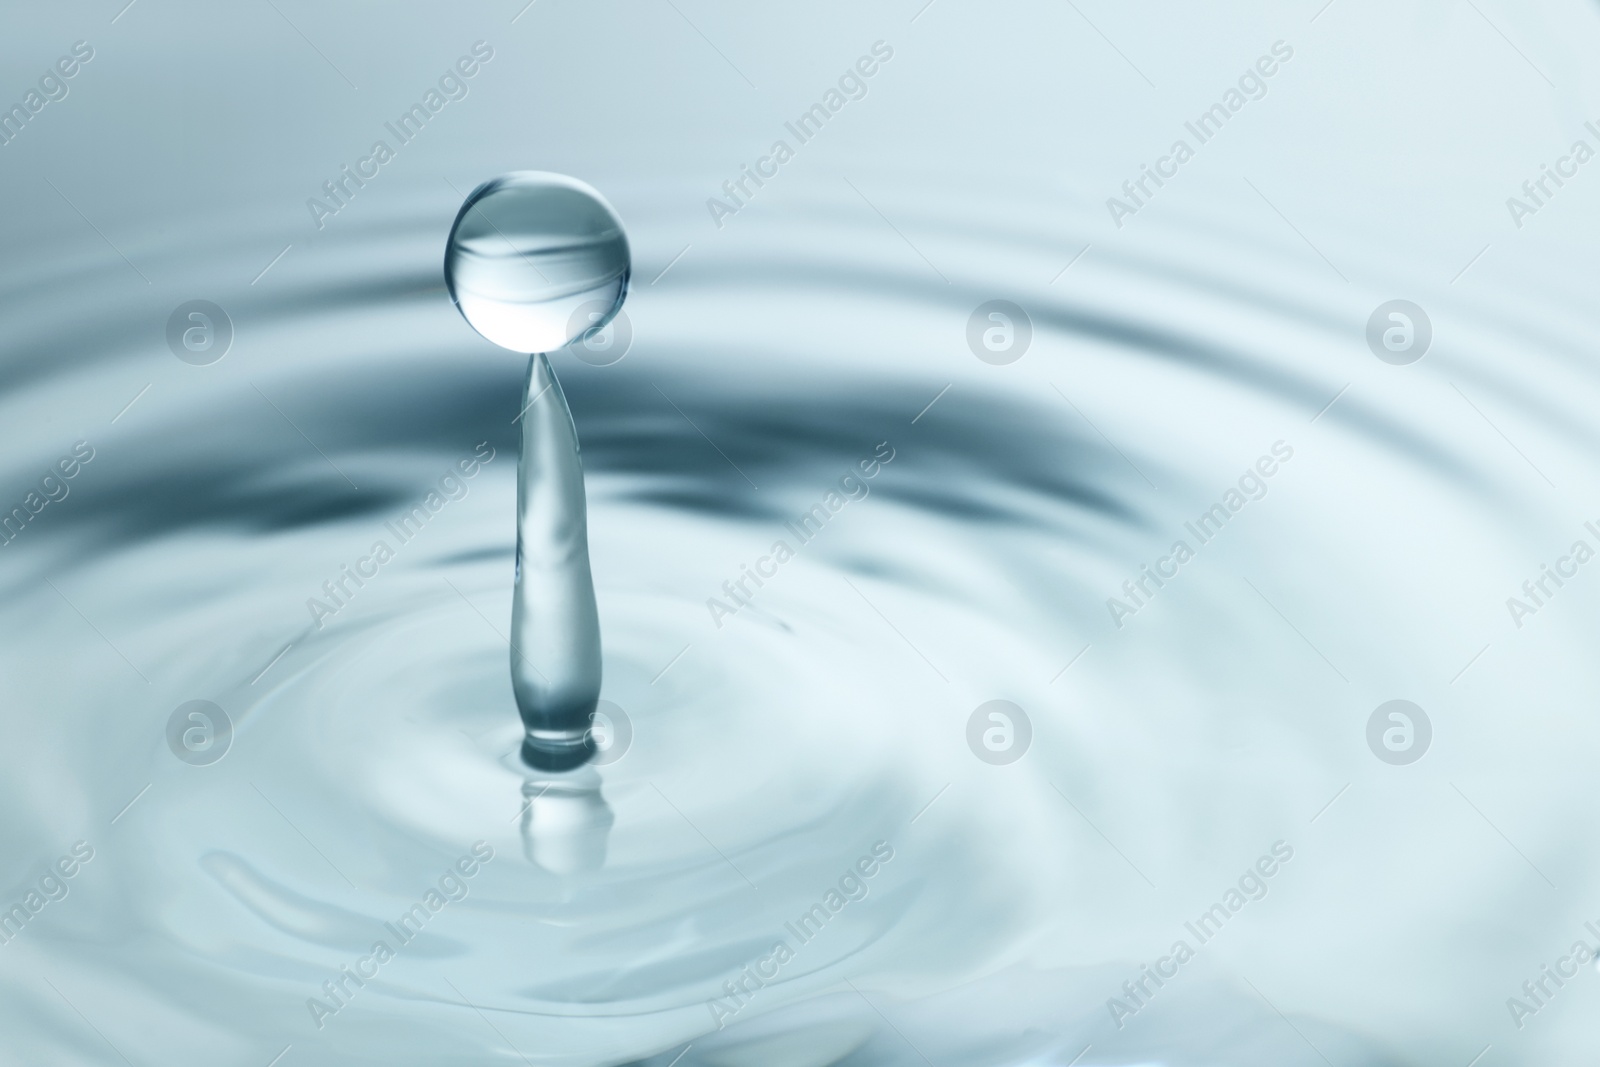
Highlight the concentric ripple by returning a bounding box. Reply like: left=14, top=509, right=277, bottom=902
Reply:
left=1, top=178, right=1598, bottom=1066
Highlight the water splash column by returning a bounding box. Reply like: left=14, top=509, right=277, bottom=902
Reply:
left=443, top=172, right=630, bottom=769
left=509, top=351, right=602, bottom=767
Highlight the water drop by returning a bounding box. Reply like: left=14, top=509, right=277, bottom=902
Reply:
left=445, top=173, right=629, bottom=770
left=444, top=172, right=630, bottom=353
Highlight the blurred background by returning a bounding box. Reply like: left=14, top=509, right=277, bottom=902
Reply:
left=1, top=2, right=1599, bottom=1065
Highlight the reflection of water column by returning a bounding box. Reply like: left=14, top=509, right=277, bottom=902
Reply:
left=520, top=769, right=614, bottom=874
left=512, top=353, right=603, bottom=769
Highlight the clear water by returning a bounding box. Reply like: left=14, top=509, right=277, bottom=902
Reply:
left=444, top=172, right=630, bottom=355
left=509, top=350, right=604, bottom=770
left=444, top=172, right=624, bottom=769
left=3, top=5, right=1599, bottom=1066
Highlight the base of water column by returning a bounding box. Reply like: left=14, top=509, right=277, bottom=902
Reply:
left=521, top=726, right=597, bottom=771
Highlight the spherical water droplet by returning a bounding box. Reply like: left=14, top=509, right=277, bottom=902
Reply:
left=444, top=172, right=630, bottom=353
